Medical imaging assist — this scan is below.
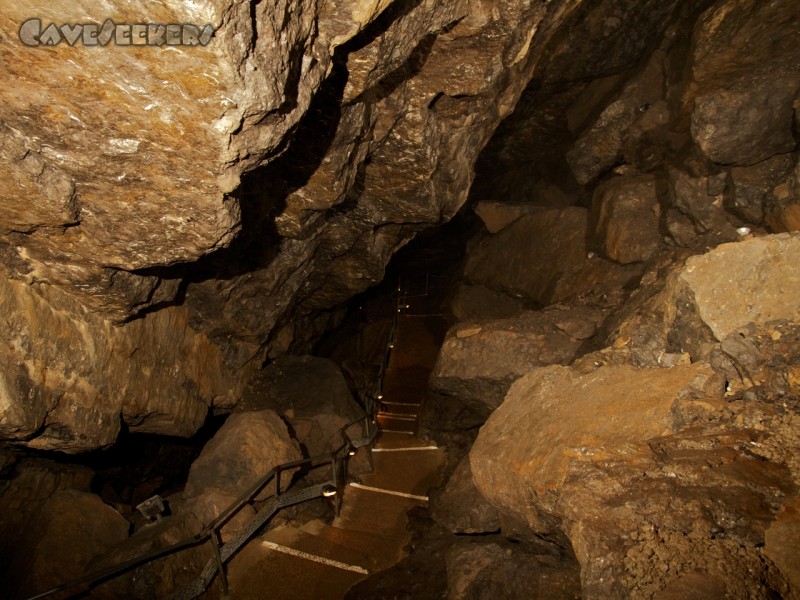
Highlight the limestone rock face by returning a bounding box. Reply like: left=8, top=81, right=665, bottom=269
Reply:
left=467, top=235, right=800, bottom=598
left=676, top=234, right=800, bottom=341
left=8, top=490, right=130, bottom=600
left=0, top=0, right=619, bottom=450
left=688, top=0, right=800, bottom=166
left=613, top=233, right=800, bottom=368
left=591, top=175, right=661, bottom=264
left=0, top=277, right=237, bottom=452
left=183, top=410, right=301, bottom=501
left=471, top=361, right=796, bottom=598
left=430, top=306, right=602, bottom=415
left=238, top=355, right=362, bottom=457
left=445, top=542, right=582, bottom=600
left=464, top=207, right=589, bottom=306
left=471, top=362, right=719, bottom=528
left=432, top=455, right=500, bottom=535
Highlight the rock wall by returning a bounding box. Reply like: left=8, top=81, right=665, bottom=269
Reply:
left=0, top=0, right=607, bottom=450
left=468, top=235, right=800, bottom=598
left=0, top=276, right=237, bottom=452
left=425, top=1, right=800, bottom=596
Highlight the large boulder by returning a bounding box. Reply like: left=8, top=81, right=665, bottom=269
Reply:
left=675, top=234, right=800, bottom=341
left=610, top=233, right=800, bottom=371
left=469, top=235, right=800, bottom=598
left=184, top=409, right=301, bottom=501
left=445, top=542, right=582, bottom=600
left=8, top=490, right=130, bottom=600
left=591, top=174, right=661, bottom=264
left=431, top=455, right=500, bottom=535
left=471, top=361, right=796, bottom=598
left=239, top=355, right=363, bottom=457
left=688, top=0, right=800, bottom=166
left=430, top=306, right=603, bottom=416
left=464, top=207, right=589, bottom=306
left=471, top=362, right=721, bottom=530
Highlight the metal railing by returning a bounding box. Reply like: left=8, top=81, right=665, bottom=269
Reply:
left=26, top=291, right=404, bottom=600
left=397, top=273, right=451, bottom=317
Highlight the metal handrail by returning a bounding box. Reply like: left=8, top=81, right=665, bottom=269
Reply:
left=397, top=273, right=449, bottom=317
left=26, top=284, right=406, bottom=600
left=26, top=411, right=376, bottom=600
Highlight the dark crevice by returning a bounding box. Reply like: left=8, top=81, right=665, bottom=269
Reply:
left=348, top=32, right=438, bottom=107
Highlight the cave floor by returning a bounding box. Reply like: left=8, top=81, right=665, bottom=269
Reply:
left=224, top=296, right=447, bottom=599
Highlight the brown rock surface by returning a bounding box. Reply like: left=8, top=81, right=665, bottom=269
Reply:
left=471, top=362, right=720, bottom=529
left=464, top=207, right=589, bottom=305
left=607, top=234, right=800, bottom=369
left=727, top=153, right=795, bottom=224
left=473, top=202, right=544, bottom=234
left=765, top=154, right=800, bottom=232
left=471, top=361, right=796, bottom=598
left=0, top=275, right=237, bottom=451
left=8, top=490, right=130, bottom=600
left=665, top=166, right=738, bottom=248
left=0, top=457, right=94, bottom=588
left=183, top=409, right=301, bottom=501
left=430, top=306, right=603, bottom=415
left=445, top=542, right=582, bottom=600
left=238, top=355, right=362, bottom=455
left=463, top=235, right=800, bottom=598
left=688, top=0, right=800, bottom=166
left=591, top=174, right=661, bottom=264
left=450, top=283, right=526, bottom=322
left=765, top=495, right=800, bottom=596
left=91, top=511, right=207, bottom=599
left=431, top=455, right=500, bottom=535
left=1, top=0, right=643, bottom=451
left=676, top=234, right=800, bottom=341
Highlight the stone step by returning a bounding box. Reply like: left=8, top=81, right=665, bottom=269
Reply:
left=374, top=431, right=434, bottom=449
left=359, top=448, right=445, bottom=497
left=377, top=414, right=418, bottom=434
left=226, top=534, right=367, bottom=600
left=377, top=410, right=418, bottom=421
left=261, top=524, right=374, bottom=573
left=333, top=485, right=424, bottom=536
left=379, top=400, right=422, bottom=415
left=299, top=519, right=405, bottom=572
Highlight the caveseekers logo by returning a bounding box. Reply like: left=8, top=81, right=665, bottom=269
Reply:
left=19, top=18, right=215, bottom=47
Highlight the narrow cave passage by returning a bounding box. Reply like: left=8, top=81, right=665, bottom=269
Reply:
left=1, top=0, right=799, bottom=598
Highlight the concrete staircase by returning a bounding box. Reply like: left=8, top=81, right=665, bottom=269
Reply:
left=224, top=302, right=447, bottom=599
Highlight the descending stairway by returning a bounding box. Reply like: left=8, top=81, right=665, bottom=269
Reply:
left=223, top=286, right=448, bottom=599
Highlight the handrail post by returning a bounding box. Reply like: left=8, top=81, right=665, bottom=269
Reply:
left=331, top=455, right=341, bottom=516
left=211, top=530, right=229, bottom=598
